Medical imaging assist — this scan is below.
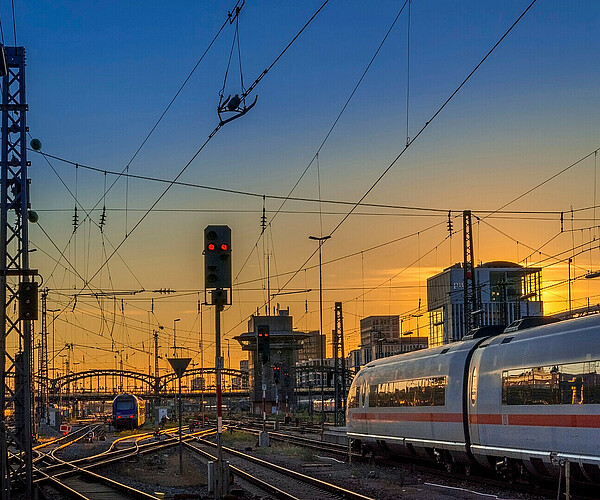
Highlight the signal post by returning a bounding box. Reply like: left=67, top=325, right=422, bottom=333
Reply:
left=257, top=325, right=270, bottom=446
left=204, top=226, right=231, bottom=499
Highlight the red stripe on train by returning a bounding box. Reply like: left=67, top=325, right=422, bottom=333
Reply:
left=469, top=413, right=600, bottom=427
left=352, top=412, right=462, bottom=423
left=352, top=412, right=600, bottom=428
left=507, top=414, right=600, bottom=428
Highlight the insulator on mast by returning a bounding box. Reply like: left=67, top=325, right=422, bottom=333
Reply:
left=72, top=206, right=79, bottom=233
left=99, top=205, right=107, bottom=232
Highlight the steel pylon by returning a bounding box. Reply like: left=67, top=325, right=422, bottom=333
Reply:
left=0, top=46, right=34, bottom=499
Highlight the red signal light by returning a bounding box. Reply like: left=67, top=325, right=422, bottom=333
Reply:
left=220, top=243, right=229, bottom=251
left=208, top=243, right=216, bottom=251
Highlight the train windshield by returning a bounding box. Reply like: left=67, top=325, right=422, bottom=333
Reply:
left=115, top=400, right=135, bottom=410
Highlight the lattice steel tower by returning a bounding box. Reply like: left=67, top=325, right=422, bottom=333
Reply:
left=0, top=46, right=36, bottom=498
left=463, top=210, right=477, bottom=336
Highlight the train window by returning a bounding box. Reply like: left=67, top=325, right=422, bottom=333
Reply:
left=502, top=360, right=600, bottom=405
left=368, top=376, right=446, bottom=407
left=348, top=386, right=360, bottom=408
left=470, top=367, right=477, bottom=405
left=115, top=400, right=135, bottom=410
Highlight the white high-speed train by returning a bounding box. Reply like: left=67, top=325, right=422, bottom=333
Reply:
left=346, top=315, right=600, bottom=482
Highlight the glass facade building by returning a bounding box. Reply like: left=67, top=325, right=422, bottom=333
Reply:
left=427, top=261, right=543, bottom=347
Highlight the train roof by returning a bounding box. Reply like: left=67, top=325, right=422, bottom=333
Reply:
left=480, top=312, right=600, bottom=348
left=361, top=335, right=480, bottom=371
left=356, top=314, right=600, bottom=381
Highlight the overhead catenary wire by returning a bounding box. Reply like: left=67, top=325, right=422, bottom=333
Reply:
left=54, top=1, right=331, bottom=320
left=0, top=6, right=5, bottom=45
left=271, top=0, right=539, bottom=303
left=221, top=0, right=410, bottom=288
left=326, top=0, right=539, bottom=241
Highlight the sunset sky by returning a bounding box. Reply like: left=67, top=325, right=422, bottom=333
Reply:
left=9, top=1, right=600, bottom=375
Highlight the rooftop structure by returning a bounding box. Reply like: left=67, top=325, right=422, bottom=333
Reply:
left=427, top=261, right=542, bottom=346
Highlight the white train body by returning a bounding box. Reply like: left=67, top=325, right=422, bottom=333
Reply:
left=347, top=315, right=600, bottom=482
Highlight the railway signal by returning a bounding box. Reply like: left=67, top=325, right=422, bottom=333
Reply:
left=273, top=364, right=280, bottom=384
left=204, top=224, right=232, bottom=498
left=257, top=325, right=270, bottom=364
left=18, top=281, right=39, bottom=320
left=204, top=225, right=232, bottom=292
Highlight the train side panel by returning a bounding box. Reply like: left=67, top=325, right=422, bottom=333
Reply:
left=469, top=316, right=600, bottom=480
left=347, top=341, right=479, bottom=463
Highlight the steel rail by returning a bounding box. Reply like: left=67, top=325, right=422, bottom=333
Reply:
left=183, top=441, right=302, bottom=500
left=193, top=437, right=374, bottom=500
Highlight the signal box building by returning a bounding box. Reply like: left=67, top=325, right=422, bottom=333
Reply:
left=234, top=309, right=308, bottom=414
left=427, top=261, right=543, bottom=347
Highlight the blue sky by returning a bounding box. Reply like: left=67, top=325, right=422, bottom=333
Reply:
left=6, top=1, right=600, bottom=369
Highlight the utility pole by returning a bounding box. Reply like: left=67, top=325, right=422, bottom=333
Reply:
left=40, top=289, right=49, bottom=424
left=1, top=46, right=38, bottom=499
left=199, top=300, right=205, bottom=424
left=463, top=210, right=477, bottom=337
left=333, top=302, right=346, bottom=426
left=154, top=331, right=160, bottom=379
left=309, top=234, right=331, bottom=427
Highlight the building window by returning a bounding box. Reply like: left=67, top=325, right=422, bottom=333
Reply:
left=428, top=308, right=444, bottom=347
left=369, top=376, right=446, bottom=407
left=502, top=360, right=600, bottom=405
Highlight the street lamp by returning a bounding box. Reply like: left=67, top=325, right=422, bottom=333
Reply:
left=173, top=318, right=181, bottom=357
left=309, top=234, right=331, bottom=426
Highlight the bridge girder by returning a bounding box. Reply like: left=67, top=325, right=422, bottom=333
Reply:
left=49, top=367, right=248, bottom=395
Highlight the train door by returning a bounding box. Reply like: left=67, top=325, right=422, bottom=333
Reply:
left=467, top=359, right=481, bottom=446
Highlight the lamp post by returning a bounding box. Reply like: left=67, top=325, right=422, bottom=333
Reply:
left=568, top=258, right=572, bottom=315
left=309, top=234, right=331, bottom=426
left=173, top=318, right=181, bottom=357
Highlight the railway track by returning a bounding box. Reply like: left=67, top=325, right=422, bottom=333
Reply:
left=237, top=426, right=600, bottom=500
left=187, top=436, right=374, bottom=500
left=35, top=428, right=216, bottom=499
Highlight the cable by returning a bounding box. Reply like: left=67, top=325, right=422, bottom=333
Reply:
left=98, top=0, right=242, bottom=214
left=38, top=147, right=600, bottom=221
left=227, top=1, right=410, bottom=288
left=59, top=2, right=332, bottom=345
left=0, top=7, right=5, bottom=45
left=326, top=0, right=539, bottom=240
left=482, top=147, right=600, bottom=221
left=246, top=0, right=539, bottom=340
left=241, top=0, right=331, bottom=99
left=242, top=0, right=539, bottom=328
